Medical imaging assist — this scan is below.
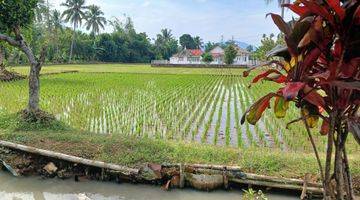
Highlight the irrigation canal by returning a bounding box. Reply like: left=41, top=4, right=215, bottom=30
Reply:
left=0, top=171, right=302, bottom=200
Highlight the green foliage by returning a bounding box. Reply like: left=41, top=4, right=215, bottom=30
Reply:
left=201, top=52, right=213, bottom=64
left=204, top=42, right=217, bottom=53
left=0, top=112, right=69, bottom=132
left=242, top=189, right=268, bottom=200
left=0, top=0, right=38, bottom=32
left=224, top=44, right=237, bottom=65
left=179, top=34, right=197, bottom=49
left=85, top=5, right=106, bottom=35
left=61, top=0, right=87, bottom=28
left=252, top=33, right=284, bottom=60
left=246, top=45, right=254, bottom=52
left=154, top=29, right=178, bottom=60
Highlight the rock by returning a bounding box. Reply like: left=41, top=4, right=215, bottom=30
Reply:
left=170, top=175, right=180, bottom=188
left=141, top=165, right=162, bottom=181
left=77, top=193, right=92, bottom=200
left=185, top=173, right=224, bottom=191
left=43, top=162, right=58, bottom=175
left=57, top=169, right=73, bottom=179
left=148, top=163, right=162, bottom=179
left=1, top=160, right=20, bottom=177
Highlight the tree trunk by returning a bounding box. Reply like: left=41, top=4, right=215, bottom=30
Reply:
left=324, top=112, right=336, bottom=199
left=69, top=24, right=76, bottom=63
left=28, top=63, right=41, bottom=112
left=0, top=46, right=4, bottom=71
left=0, top=30, right=44, bottom=113
left=334, top=133, right=345, bottom=200
left=326, top=120, right=355, bottom=200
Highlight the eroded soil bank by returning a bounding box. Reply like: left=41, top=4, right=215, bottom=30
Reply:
left=0, top=145, right=325, bottom=199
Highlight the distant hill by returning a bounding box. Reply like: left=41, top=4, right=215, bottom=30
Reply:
left=234, top=41, right=251, bottom=49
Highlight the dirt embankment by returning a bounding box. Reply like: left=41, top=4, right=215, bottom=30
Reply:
left=0, top=144, right=329, bottom=199
left=0, top=65, right=26, bottom=82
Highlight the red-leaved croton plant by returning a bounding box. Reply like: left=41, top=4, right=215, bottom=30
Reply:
left=242, top=0, right=359, bottom=199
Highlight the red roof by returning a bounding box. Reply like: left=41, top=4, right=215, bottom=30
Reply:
left=189, top=49, right=203, bottom=56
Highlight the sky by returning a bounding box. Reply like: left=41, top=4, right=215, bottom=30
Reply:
left=49, top=0, right=295, bottom=46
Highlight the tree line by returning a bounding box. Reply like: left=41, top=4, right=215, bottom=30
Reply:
left=1, top=0, right=213, bottom=65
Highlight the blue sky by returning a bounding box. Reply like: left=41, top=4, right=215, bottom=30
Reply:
left=50, top=0, right=295, bottom=46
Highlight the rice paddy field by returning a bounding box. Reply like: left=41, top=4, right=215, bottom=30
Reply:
left=0, top=64, right=358, bottom=154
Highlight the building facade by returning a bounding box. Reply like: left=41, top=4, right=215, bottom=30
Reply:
left=169, top=49, right=203, bottom=65
left=169, top=45, right=252, bottom=66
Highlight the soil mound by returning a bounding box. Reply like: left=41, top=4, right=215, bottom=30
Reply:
left=0, top=65, right=26, bottom=82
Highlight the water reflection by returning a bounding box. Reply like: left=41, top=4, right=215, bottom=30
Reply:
left=0, top=171, right=298, bottom=200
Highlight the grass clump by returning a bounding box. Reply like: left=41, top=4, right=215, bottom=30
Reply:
left=0, top=111, right=69, bottom=132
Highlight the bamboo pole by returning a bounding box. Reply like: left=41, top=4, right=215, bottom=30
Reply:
left=163, top=163, right=242, bottom=171
left=188, top=167, right=322, bottom=188
left=0, top=140, right=139, bottom=175
left=230, top=178, right=324, bottom=195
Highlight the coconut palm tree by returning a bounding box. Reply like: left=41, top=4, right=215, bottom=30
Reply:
left=265, top=0, right=291, bottom=18
left=51, top=10, right=63, bottom=32
left=61, top=0, right=87, bottom=63
left=50, top=10, right=64, bottom=61
left=160, top=29, right=173, bottom=42
left=194, top=36, right=204, bottom=49
left=85, top=5, right=107, bottom=36
left=35, top=0, right=47, bottom=22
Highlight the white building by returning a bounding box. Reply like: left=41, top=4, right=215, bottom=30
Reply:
left=169, top=49, right=203, bottom=65
left=209, top=46, right=250, bottom=65
left=168, top=45, right=252, bottom=66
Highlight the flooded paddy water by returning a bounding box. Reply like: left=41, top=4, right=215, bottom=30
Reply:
left=0, top=171, right=300, bottom=200
left=0, top=72, right=358, bottom=153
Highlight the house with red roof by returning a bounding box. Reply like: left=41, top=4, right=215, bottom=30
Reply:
left=170, top=48, right=204, bottom=64
left=169, top=45, right=253, bottom=66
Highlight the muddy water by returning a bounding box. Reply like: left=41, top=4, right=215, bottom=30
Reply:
left=0, top=171, right=300, bottom=200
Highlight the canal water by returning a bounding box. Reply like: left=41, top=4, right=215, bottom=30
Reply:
left=0, top=171, right=299, bottom=200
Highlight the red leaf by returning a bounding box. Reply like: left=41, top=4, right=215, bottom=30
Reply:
left=300, top=0, right=334, bottom=26
left=329, top=81, right=360, bottom=91
left=243, top=60, right=286, bottom=77
left=333, top=39, right=342, bottom=58
left=241, top=93, right=276, bottom=125
left=327, top=0, right=345, bottom=20
left=264, top=74, right=287, bottom=83
left=298, top=30, right=311, bottom=48
left=283, top=4, right=310, bottom=16
left=339, top=58, right=360, bottom=79
left=301, top=47, right=321, bottom=74
left=252, top=69, right=283, bottom=83
left=304, top=90, right=326, bottom=109
left=281, top=82, right=306, bottom=100
left=320, top=120, right=330, bottom=135
left=267, top=13, right=291, bottom=36
left=354, top=6, right=360, bottom=25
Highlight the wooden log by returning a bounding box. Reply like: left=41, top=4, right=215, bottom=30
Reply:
left=163, top=163, right=242, bottom=172
left=167, top=163, right=322, bottom=188
left=242, top=172, right=322, bottom=188
left=0, top=140, right=139, bottom=175
left=230, top=178, right=324, bottom=195
left=184, top=166, right=322, bottom=188
left=301, top=173, right=310, bottom=200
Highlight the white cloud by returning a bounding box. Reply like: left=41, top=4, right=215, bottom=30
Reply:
left=141, top=1, right=151, bottom=7
left=47, top=0, right=286, bottom=45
